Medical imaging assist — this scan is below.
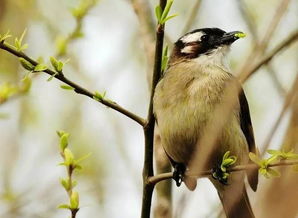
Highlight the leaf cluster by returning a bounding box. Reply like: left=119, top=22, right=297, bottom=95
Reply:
left=155, top=0, right=178, bottom=25
left=249, top=149, right=298, bottom=178
left=0, top=74, right=31, bottom=104
left=56, top=131, right=90, bottom=216
left=56, top=0, right=98, bottom=56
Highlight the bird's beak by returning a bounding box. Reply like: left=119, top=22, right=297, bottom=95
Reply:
left=218, top=31, right=246, bottom=45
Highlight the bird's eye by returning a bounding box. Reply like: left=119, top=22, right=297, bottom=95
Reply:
left=200, top=35, right=209, bottom=41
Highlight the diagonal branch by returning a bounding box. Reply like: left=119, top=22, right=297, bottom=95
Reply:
left=261, top=73, right=298, bottom=154
left=182, top=0, right=202, bottom=34
left=236, top=0, right=287, bottom=95
left=0, top=41, right=146, bottom=126
left=239, top=30, right=298, bottom=83
left=237, top=0, right=291, bottom=75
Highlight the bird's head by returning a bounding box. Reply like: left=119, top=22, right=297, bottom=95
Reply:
left=169, top=28, right=246, bottom=70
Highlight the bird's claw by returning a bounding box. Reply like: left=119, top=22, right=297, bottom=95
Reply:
left=173, top=164, right=185, bottom=187
left=212, top=166, right=229, bottom=185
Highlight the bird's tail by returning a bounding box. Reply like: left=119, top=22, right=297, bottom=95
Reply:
left=217, top=185, right=255, bottom=218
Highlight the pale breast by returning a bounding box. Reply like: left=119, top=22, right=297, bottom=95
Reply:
left=153, top=64, right=242, bottom=165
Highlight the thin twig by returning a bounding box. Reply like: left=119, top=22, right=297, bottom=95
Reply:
left=56, top=0, right=98, bottom=57
left=148, top=160, right=298, bottom=185
left=261, top=73, right=298, bottom=154
left=237, top=0, right=291, bottom=76
left=182, top=0, right=202, bottom=34
left=239, top=30, right=298, bottom=83
left=236, top=0, right=286, bottom=95
left=130, top=0, right=155, bottom=57
left=0, top=41, right=146, bottom=126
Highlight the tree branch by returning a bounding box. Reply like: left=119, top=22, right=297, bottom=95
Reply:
left=261, top=73, right=298, bottom=154
left=182, top=0, right=202, bottom=34
left=0, top=41, right=146, bottom=126
left=236, top=0, right=287, bottom=96
left=237, top=0, right=291, bottom=76
left=239, top=30, right=298, bottom=83
left=141, top=0, right=167, bottom=217
left=148, top=160, right=298, bottom=185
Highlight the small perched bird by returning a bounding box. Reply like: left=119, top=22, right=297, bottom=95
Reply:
left=153, top=28, right=258, bottom=218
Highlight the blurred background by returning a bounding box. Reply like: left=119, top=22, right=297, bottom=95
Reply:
left=0, top=0, right=297, bottom=217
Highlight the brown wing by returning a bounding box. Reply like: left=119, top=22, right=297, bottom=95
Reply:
left=239, top=89, right=258, bottom=191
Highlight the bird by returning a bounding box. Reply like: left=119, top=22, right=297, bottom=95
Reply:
left=153, top=27, right=258, bottom=218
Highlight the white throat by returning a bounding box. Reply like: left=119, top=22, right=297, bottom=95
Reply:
left=193, top=46, right=231, bottom=72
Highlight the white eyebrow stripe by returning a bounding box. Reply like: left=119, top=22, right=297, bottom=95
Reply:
left=181, top=32, right=204, bottom=43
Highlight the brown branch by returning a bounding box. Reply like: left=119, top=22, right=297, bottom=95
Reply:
left=261, top=73, right=298, bottom=154
left=129, top=0, right=156, bottom=85
left=141, top=0, right=167, bottom=217
left=182, top=0, right=202, bottom=34
left=0, top=41, right=146, bottom=126
left=236, top=0, right=286, bottom=95
left=148, top=160, right=298, bottom=185
left=237, top=0, right=291, bottom=75
left=239, top=30, right=298, bottom=83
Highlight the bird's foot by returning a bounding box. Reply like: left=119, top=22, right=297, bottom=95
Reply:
left=173, top=164, right=186, bottom=187
left=212, top=166, right=229, bottom=185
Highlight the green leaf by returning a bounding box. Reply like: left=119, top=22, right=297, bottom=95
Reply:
left=259, top=168, right=268, bottom=177
left=60, top=178, right=70, bottom=191
left=74, top=164, right=82, bottom=170
left=161, top=45, right=169, bottom=72
left=223, top=151, right=230, bottom=160
left=58, top=162, right=67, bottom=166
left=34, top=64, right=47, bottom=72
left=163, top=14, right=178, bottom=23
left=268, top=149, right=298, bottom=160
left=223, top=158, right=237, bottom=166
left=75, top=152, right=91, bottom=164
left=93, top=91, right=106, bottom=101
left=58, top=204, right=70, bottom=209
left=265, top=155, right=279, bottom=165
left=50, top=56, right=59, bottom=69
left=267, top=149, right=281, bottom=155
left=15, top=29, right=28, bottom=51
left=0, top=82, right=18, bottom=103
left=57, top=130, right=67, bottom=137
left=20, top=74, right=32, bottom=93
left=56, top=36, right=67, bottom=56
left=249, top=152, right=261, bottom=166
left=221, top=151, right=237, bottom=168
left=59, top=133, right=70, bottom=151
left=19, top=58, right=35, bottom=71
left=47, top=72, right=58, bottom=82
left=60, top=85, right=74, bottom=90
left=50, top=56, right=64, bottom=73
left=72, top=180, right=78, bottom=188
left=0, top=30, right=12, bottom=41
left=155, top=5, right=162, bottom=23
left=64, top=148, right=75, bottom=166
left=160, top=0, right=174, bottom=22
left=20, top=44, right=28, bottom=51
left=70, top=191, right=79, bottom=209
left=57, top=61, right=64, bottom=72
left=266, top=168, right=280, bottom=178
